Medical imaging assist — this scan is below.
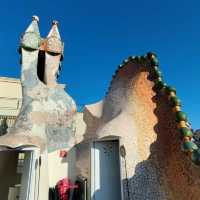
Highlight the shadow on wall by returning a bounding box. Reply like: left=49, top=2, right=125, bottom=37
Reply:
left=122, top=155, right=165, bottom=200
left=82, top=107, right=101, bottom=141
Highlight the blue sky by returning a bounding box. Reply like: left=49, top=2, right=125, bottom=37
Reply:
left=0, top=0, right=199, bottom=129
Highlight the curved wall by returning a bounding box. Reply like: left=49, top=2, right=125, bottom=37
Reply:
left=75, top=60, right=200, bottom=200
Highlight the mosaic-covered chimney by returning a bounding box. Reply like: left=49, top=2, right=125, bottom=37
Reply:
left=0, top=16, right=77, bottom=152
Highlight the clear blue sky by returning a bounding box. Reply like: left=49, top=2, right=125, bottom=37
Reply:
left=0, top=0, right=199, bottom=129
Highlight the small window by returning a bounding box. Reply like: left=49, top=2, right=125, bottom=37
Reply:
left=17, top=152, right=25, bottom=174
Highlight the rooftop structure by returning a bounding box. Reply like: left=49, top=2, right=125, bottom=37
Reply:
left=0, top=16, right=199, bottom=200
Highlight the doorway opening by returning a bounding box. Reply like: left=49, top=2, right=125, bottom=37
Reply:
left=0, top=149, right=38, bottom=200
left=91, top=140, right=122, bottom=200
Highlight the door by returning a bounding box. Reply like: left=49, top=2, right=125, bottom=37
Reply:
left=91, top=140, right=121, bottom=200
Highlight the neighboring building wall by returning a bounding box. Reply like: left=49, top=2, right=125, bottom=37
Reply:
left=0, top=77, right=22, bottom=135
left=0, top=77, right=22, bottom=117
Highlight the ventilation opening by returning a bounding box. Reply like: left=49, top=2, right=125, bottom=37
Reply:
left=37, top=51, right=46, bottom=84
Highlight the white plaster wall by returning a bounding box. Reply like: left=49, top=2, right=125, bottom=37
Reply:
left=48, top=148, right=77, bottom=187
left=37, top=150, right=49, bottom=200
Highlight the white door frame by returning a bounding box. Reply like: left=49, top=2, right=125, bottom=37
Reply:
left=91, top=142, right=95, bottom=199
left=90, top=139, right=123, bottom=200
left=20, top=147, right=39, bottom=200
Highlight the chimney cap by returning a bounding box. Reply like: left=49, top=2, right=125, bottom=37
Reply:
left=32, top=15, right=39, bottom=22
left=52, top=20, right=59, bottom=25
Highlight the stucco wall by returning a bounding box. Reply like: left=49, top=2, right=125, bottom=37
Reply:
left=74, top=61, right=200, bottom=200
left=74, top=63, right=153, bottom=199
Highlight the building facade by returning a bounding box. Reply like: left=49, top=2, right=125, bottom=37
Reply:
left=0, top=77, right=22, bottom=135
